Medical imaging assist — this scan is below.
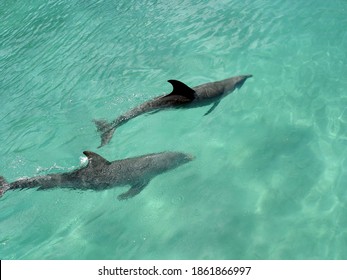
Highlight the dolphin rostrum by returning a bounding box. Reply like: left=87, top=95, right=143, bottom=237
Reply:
left=94, top=74, right=252, bottom=147
left=0, top=151, right=194, bottom=200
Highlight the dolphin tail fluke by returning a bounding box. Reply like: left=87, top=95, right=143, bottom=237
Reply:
left=94, top=119, right=116, bottom=148
left=0, top=176, right=10, bottom=198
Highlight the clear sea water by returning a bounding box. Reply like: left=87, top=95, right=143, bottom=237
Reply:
left=1, top=0, right=347, bottom=260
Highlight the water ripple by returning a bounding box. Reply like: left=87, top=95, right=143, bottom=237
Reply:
left=1, top=0, right=347, bottom=260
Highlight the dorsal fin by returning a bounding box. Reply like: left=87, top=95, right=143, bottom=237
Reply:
left=167, top=80, right=195, bottom=100
left=83, top=151, right=111, bottom=168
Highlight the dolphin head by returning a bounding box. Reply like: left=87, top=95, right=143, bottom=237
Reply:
left=148, top=151, right=194, bottom=173
left=161, top=151, right=194, bottom=166
left=234, top=74, right=253, bottom=89
left=215, top=75, right=253, bottom=96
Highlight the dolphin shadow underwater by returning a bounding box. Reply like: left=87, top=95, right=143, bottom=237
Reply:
left=94, top=74, right=252, bottom=147
left=0, top=151, right=193, bottom=200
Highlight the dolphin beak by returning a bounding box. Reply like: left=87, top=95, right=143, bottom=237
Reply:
left=185, top=154, right=195, bottom=161
left=236, top=75, right=253, bottom=89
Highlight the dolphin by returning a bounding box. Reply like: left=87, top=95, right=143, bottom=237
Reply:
left=94, top=74, right=252, bottom=147
left=0, top=151, right=193, bottom=200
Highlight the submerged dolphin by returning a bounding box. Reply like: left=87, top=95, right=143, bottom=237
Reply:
left=94, top=74, right=252, bottom=147
left=0, top=151, right=193, bottom=200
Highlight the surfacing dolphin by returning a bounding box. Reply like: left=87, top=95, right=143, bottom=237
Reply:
left=94, top=74, right=252, bottom=147
left=0, top=151, right=193, bottom=200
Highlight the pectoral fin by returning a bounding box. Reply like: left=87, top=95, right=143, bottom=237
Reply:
left=204, top=101, right=220, bottom=116
left=117, top=180, right=149, bottom=200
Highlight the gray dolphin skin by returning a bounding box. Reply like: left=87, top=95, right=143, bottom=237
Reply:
left=0, top=151, right=193, bottom=200
left=94, top=74, right=252, bottom=147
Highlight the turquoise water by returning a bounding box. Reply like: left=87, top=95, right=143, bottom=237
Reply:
left=1, top=0, right=347, bottom=259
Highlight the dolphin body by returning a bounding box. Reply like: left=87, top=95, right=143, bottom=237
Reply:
left=94, top=74, right=252, bottom=147
left=0, top=151, right=193, bottom=200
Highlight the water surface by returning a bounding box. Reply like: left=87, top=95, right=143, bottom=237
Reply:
left=1, top=0, right=347, bottom=259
